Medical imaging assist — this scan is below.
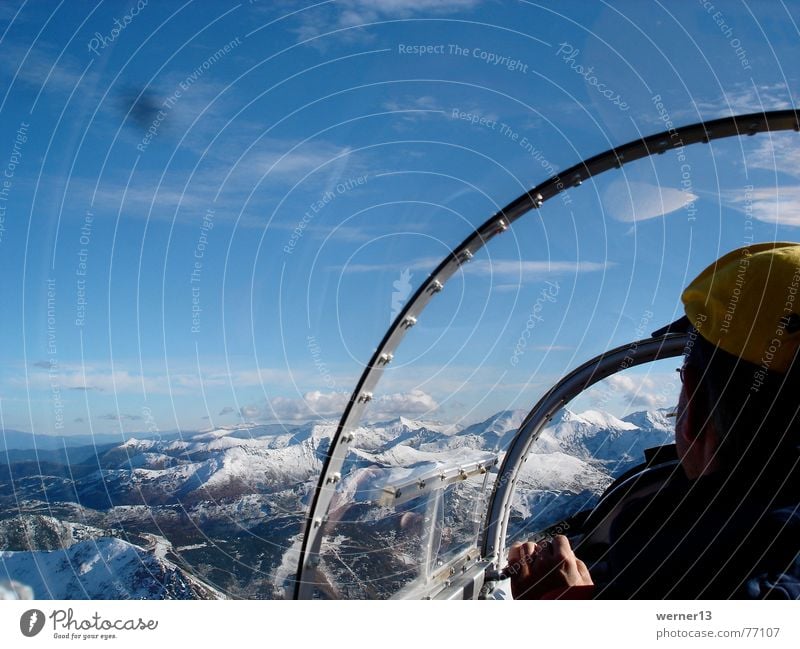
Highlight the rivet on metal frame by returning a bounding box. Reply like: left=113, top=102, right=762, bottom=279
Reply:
left=357, top=392, right=373, bottom=403
left=377, top=352, right=393, bottom=366
left=427, top=280, right=444, bottom=295
left=401, top=316, right=417, bottom=329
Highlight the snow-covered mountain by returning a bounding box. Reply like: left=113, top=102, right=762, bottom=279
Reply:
left=0, top=406, right=674, bottom=599
left=0, top=537, right=221, bottom=599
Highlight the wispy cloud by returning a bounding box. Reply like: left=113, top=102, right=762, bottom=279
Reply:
left=292, top=0, right=482, bottom=46
left=645, top=83, right=796, bottom=126
left=81, top=138, right=358, bottom=221
left=694, top=82, right=795, bottom=118
left=336, top=257, right=612, bottom=278
left=746, top=133, right=800, bottom=178
left=465, top=259, right=612, bottom=278
left=0, top=41, right=91, bottom=98
left=98, top=413, right=142, bottom=422
left=602, top=180, right=697, bottom=223
left=242, top=388, right=438, bottom=423
left=381, top=95, right=448, bottom=127
left=599, top=374, right=677, bottom=410
left=723, top=185, right=800, bottom=227
left=21, top=364, right=295, bottom=396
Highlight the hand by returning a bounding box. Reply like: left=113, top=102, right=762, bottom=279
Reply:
left=507, top=535, right=594, bottom=599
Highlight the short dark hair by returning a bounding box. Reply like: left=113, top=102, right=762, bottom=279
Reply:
left=685, top=332, right=800, bottom=480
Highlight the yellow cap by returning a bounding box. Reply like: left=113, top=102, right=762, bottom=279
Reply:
left=682, top=242, right=800, bottom=374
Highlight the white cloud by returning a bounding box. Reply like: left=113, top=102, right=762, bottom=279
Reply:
left=244, top=388, right=439, bottom=423
left=336, top=257, right=612, bottom=279
left=336, top=256, right=440, bottom=274
left=602, top=374, right=676, bottom=410
left=366, top=388, right=438, bottom=420
left=336, top=0, right=481, bottom=23
left=746, top=133, right=800, bottom=178
left=694, top=83, right=794, bottom=118
left=62, top=133, right=360, bottom=228
left=465, top=259, right=612, bottom=278
left=381, top=96, right=448, bottom=126
left=602, top=180, right=697, bottom=222
left=21, top=364, right=292, bottom=396
left=723, top=185, right=800, bottom=227
left=292, top=0, right=481, bottom=46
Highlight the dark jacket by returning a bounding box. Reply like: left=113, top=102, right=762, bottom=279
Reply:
left=595, top=468, right=800, bottom=599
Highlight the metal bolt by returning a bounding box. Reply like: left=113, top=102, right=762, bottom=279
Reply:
left=427, top=280, right=444, bottom=295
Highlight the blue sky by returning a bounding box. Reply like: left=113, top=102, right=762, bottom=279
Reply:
left=0, top=0, right=798, bottom=437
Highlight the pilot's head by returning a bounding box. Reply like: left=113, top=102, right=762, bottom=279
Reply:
left=660, top=242, right=800, bottom=481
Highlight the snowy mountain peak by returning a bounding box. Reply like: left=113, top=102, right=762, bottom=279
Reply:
left=0, top=537, right=221, bottom=599
left=576, top=409, right=638, bottom=430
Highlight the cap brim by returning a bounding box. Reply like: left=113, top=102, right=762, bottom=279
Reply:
left=651, top=315, right=692, bottom=338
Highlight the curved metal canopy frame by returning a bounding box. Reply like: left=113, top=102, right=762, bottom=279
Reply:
left=293, top=109, right=800, bottom=599
left=480, top=333, right=689, bottom=571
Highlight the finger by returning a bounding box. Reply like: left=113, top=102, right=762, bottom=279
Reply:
left=518, top=542, right=538, bottom=580
left=551, top=534, right=574, bottom=559
left=507, top=542, right=523, bottom=564
left=576, top=559, right=593, bottom=584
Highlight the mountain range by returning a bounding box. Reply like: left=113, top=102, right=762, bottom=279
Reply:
left=0, top=407, right=674, bottom=599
